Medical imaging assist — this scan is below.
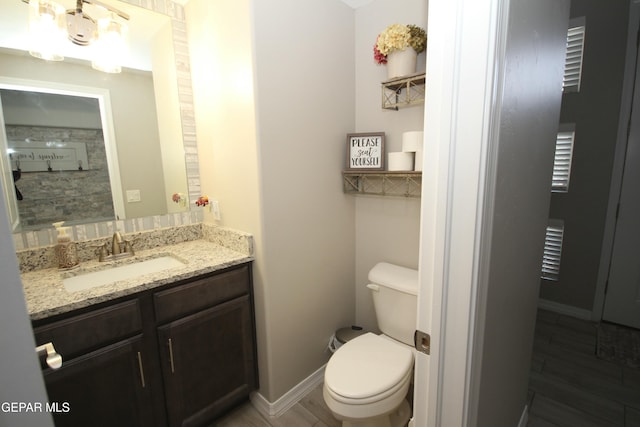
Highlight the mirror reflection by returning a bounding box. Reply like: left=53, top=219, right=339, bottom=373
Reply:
left=0, top=88, right=119, bottom=230
left=0, top=0, right=194, bottom=233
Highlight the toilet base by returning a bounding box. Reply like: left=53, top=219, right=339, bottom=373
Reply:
left=341, top=399, right=411, bottom=427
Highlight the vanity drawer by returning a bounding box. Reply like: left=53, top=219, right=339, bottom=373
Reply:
left=33, top=299, right=142, bottom=361
left=154, top=264, right=250, bottom=324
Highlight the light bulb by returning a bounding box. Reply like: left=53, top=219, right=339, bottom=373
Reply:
left=28, top=0, right=66, bottom=61
left=91, top=14, right=128, bottom=73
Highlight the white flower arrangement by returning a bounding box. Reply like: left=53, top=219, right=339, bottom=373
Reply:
left=374, top=24, right=427, bottom=64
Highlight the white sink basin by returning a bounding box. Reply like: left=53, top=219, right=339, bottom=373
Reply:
left=63, top=256, right=186, bottom=293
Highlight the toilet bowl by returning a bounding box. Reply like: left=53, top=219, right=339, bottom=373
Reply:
left=324, top=333, right=413, bottom=426
left=323, top=262, right=418, bottom=427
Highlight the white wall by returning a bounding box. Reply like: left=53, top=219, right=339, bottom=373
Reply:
left=186, top=0, right=356, bottom=402
left=252, top=0, right=356, bottom=401
left=354, top=0, right=427, bottom=331
left=185, top=0, right=266, bottom=398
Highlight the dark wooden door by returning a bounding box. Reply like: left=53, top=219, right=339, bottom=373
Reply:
left=158, top=295, right=257, bottom=427
left=43, top=335, right=155, bottom=427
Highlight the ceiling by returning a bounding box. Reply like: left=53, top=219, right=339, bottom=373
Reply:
left=339, top=0, right=374, bottom=8
left=176, top=0, right=372, bottom=7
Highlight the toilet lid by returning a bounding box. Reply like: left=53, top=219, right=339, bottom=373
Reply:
left=325, top=333, right=413, bottom=400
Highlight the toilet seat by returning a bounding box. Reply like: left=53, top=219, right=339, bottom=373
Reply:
left=325, top=333, right=413, bottom=405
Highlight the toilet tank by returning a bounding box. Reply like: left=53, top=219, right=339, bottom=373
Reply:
left=367, top=262, right=418, bottom=346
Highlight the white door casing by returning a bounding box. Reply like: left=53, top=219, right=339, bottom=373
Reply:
left=415, top=0, right=569, bottom=425
left=416, top=0, right=507, bottom=425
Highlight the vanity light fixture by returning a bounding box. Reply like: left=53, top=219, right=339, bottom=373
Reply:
left=23, top=0, right=130, bottom=73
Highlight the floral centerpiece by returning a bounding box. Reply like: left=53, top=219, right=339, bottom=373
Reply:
left=374, top=24, right=427, bottom=64
left=374, top=24, right=426, bottom=78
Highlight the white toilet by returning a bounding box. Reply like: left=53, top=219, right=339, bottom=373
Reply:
left=323, top=262, right=418, bottom=427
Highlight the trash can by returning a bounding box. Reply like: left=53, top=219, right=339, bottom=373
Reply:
left=328, top=325, right=368, bottom=353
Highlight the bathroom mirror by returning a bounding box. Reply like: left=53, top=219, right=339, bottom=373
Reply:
left=0, top=0, right=198, bottom=232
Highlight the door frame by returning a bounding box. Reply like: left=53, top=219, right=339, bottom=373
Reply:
left=415, top=0, right=569, bottom=425
left=593, top=1, right=640, bottom=322
left=415, top=0, right=509, bottom=425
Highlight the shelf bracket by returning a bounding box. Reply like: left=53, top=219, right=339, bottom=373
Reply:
left=342, top=171, right=422, bottom=198
left=381, top=72, right=426, bottom=110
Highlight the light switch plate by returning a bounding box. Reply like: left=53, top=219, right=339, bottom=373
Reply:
left=126, top=189, right=141, bottom=203
left=211, top=200, right=221, bottom=220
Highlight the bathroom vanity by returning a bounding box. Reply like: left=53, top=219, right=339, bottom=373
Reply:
left=21, top=226, right=258, bottom=427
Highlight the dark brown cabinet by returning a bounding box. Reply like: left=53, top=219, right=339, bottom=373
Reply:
left=32, top=262, right=256, bottom=427
left=43, top=336, right=154, bottom=427
left=158, top=295, right=256, bottom=426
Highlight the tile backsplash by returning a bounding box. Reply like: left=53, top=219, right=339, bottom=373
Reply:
left=15, top=217, right=254, bottom=273
left=13, top=211, right=203, bottom=251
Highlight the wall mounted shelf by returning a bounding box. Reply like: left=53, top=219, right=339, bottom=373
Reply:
left=342, top=171, right=422, bottom=198
left=381, top=72, right=426, bottom=110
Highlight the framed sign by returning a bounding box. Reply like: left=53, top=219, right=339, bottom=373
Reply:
left=346, top=132, right=385, bottom=171
left=8, top=141, right=90, bottom=171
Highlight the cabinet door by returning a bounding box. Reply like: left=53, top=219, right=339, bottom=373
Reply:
left=158, top=295, right=257, bottom=427
left=43, top=335, right=155, bottom=427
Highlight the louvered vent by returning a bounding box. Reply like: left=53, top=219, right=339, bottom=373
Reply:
left=563, top=18, right=586, bottom=93
left=541, top=220, right=564, bottom=281
left=553, top=125, right=575, bottom=192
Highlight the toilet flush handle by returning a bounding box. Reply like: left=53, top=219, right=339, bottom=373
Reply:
left=366, top=284, right=380, bottom=292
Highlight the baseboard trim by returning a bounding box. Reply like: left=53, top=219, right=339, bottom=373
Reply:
left=518, top=405, right=528, bottom=427
left=538, top=299, right=592, bottom=320
left=250, top=364, right=326, bottom=418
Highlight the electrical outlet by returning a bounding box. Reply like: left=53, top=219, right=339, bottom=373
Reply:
left=211, top=200, right=221, bottom=220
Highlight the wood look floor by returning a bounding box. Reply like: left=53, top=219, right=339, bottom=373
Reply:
left=527, top=310, right=640, bottom=426
left=212, top=384, right=340, bottom=426
left=212, top=309, right=640, bottom=426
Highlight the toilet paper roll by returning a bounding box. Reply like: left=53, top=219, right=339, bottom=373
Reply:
left=402, top=131, right=424, bottom=153
left=414, top=151, right=423, bottom=171
left=387, top=152, right=414, bottom=171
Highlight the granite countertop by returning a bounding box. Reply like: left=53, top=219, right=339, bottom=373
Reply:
left=22, top=239, right=253, bottom=321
